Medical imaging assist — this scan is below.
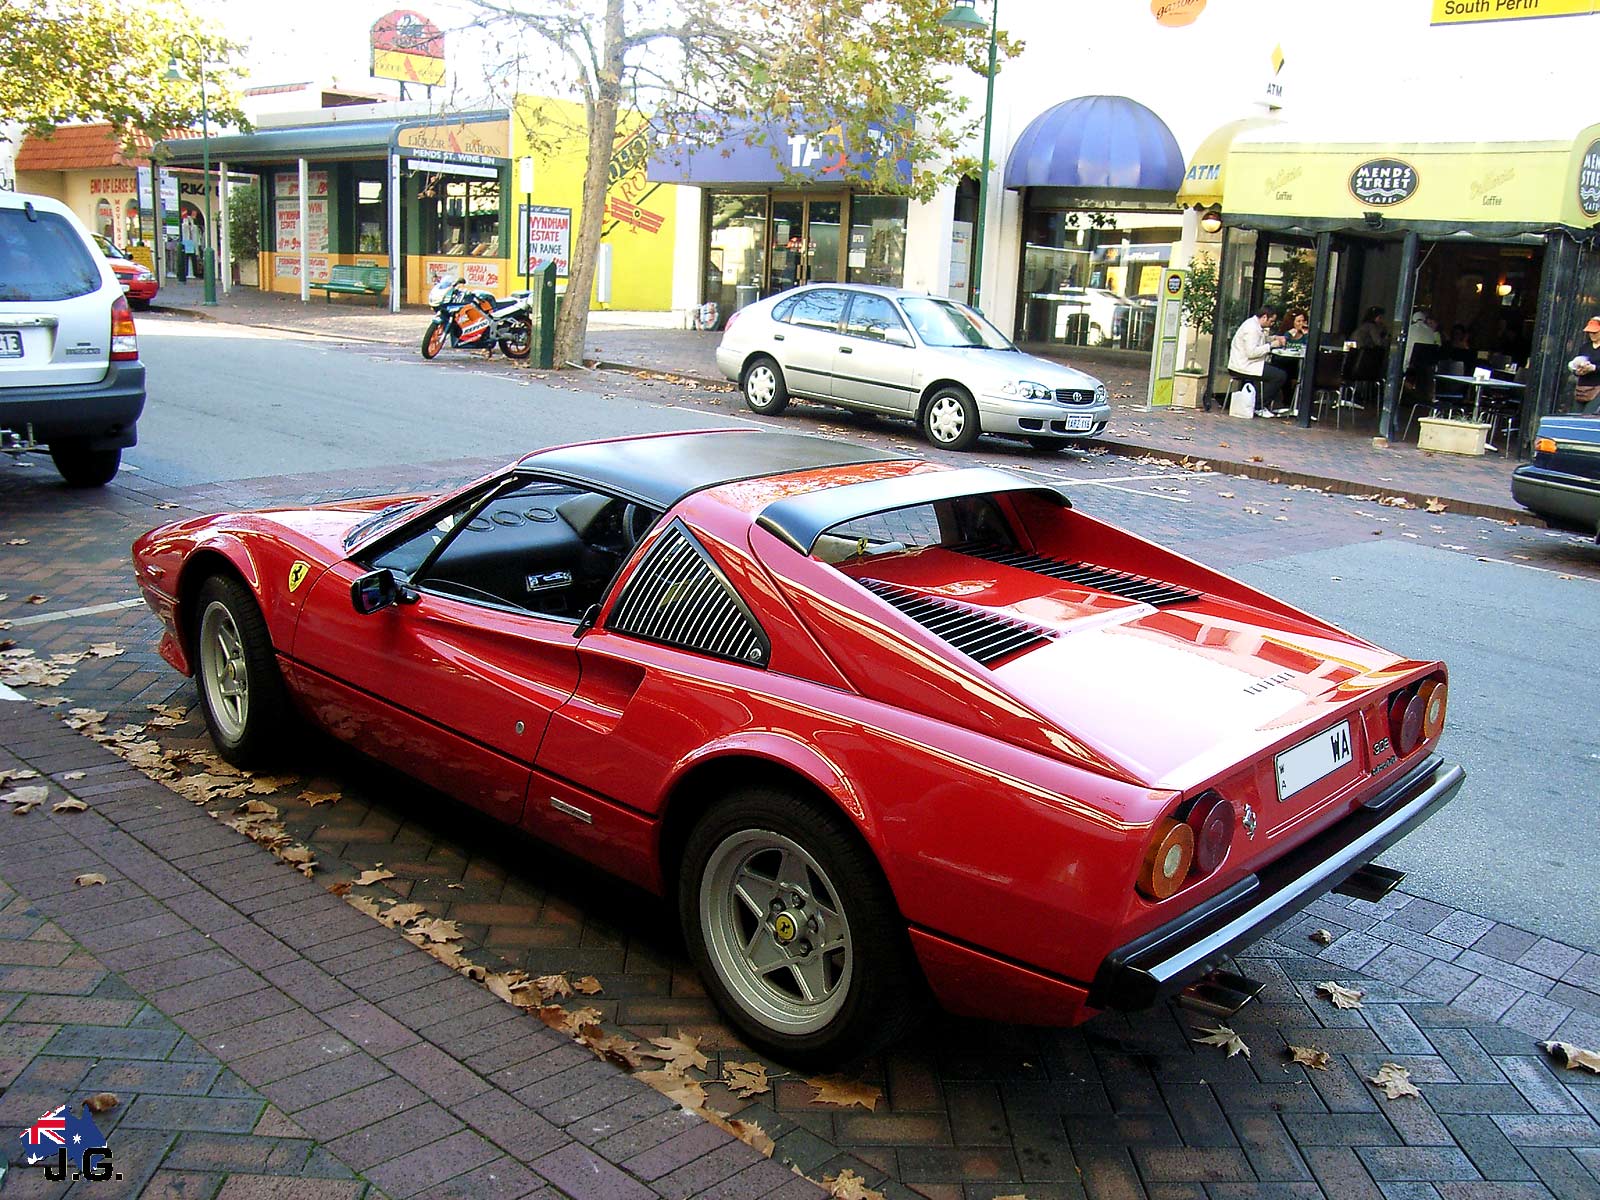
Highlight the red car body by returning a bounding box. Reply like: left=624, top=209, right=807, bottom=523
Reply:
left=93, top=235, right=158, bottom=307
left=132, top=430, right=1463, bottom=1037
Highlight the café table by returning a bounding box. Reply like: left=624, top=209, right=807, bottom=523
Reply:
left=1433, top=374, right=1525, bottom=423
left=1268, top=344, right=1306, bottom=415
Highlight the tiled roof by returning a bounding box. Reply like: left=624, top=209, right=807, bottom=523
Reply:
left=15, top=124, right=199, bottom=172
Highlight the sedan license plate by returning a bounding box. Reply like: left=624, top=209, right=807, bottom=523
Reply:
left=1064, top=413, right=1094, bottom=431
left=0, top=332, right=20, bottom=359
left=1275, top=721, right=1353, bottom=802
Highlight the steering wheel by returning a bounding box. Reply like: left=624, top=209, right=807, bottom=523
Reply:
left=620, top=503, right=655, bottom=550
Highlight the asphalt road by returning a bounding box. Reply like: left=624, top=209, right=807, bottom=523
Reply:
left=70, top=317, right=1600, bottom=948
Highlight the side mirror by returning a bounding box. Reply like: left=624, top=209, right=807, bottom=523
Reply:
left=885, top=326, right=914, bottom=348
left=351, top=568, right=415, bottom=614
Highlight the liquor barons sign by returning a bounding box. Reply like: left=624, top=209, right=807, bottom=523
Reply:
left=1349, top=158, right=1418, bottom=207
left=1579, top=139, right=1600, bottom=217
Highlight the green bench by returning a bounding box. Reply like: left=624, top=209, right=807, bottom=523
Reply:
left=309, top=265, right=389, bottom=305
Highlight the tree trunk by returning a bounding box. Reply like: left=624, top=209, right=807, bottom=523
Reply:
left=553, top=0, right=625, bottom=368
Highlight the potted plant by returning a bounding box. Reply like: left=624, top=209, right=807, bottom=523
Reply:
left=1174, top=251, right=1218, bottom=408
left=228, top=183, right=260, bottom=287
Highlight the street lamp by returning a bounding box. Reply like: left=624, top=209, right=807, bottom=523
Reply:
left=165, top=38, right=216, bottom=306
left=940, top=0, right=998, bottom=312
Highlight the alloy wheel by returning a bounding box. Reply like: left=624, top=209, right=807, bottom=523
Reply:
left=198, top=601, right=250, bottom=743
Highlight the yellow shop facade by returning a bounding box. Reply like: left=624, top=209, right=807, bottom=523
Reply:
left=160, top=97, right=678, bottom=310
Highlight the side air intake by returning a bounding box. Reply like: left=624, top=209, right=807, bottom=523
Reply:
left=952, top=544, right=1201, bottom=607
left=856, top=579, right=1053, bottom=666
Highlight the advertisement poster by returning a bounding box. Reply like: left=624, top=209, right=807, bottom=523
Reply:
left=274, top=197, right=329, bottom=254
left=521, top=204, right=571, bottom=276
left=424, top=259, right=502, bottom=291
left=274, top=170, right=329, bottom=200
left=274, top=255, right=330, bottom=281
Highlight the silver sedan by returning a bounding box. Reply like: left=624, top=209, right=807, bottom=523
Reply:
left=714, top=284, right=1112, bottom=452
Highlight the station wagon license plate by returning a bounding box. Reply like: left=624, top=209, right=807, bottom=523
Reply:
left=0, top=332, right=20, bottom=359
left=1064, top=413, right=1094, bottom=431
left=1275, top=721, right=1353, bottom=802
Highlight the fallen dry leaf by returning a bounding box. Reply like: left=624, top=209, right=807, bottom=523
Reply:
left=82, top=1092, right=119, bottom=1114
left=88, top=643, right=125, bottom=658
left=703, top=1109, right=775, bottom=1158
left=352, top=868, right=395, bottom=887
left=25, top=594, right=46, bottom=605
left=61, top=771, right=85, bottom=781
left=807, top=1074, right=882, bottom=1110
left=1288, top=1045, right=1331, bottom=1070
left=635, top=1067, right=707, bottom=1110
left=1310, top=929, right=1336, bottom=945
left=573, top=975, right=603, bottom=995
left=722, top=1060, right=771, bottom=1098
left=300, top=789, right=340, bottom=807
left=823, top=1168, right=884, bottom=1200
left=1541, top=1041, right=1600, bottom=1073
left=646, top=1032, right=709, bottom=1075
left=1193, top=1024, right=1251, bottom=1059
left=74, top=873, right=107, bottom=887
left=0, top=767, right=40, bottom=786
left=1369, top=1062, right=1421, bottom=1099
left=326, top=881, right=352, bottom=896
left=1316, top=981, right=1365, bottom=1009
left=580, top=1028, right=643, bottom=1070
left=379, top=902, right=426, bottom=928
left=409, top=917, right=463, bottom=945
left=6, top=538, right=27, bottom=545
left=64, top=708, right=108, bottom=730
left=1425, top=498, right=1448, bottom=514
left=51, top=798, right=88, bottom=813
left=535, top=974, right=574, bottom=1001
left=6, top=785, right=49, bottom=814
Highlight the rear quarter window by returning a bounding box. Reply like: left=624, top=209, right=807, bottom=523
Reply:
left=0, top=209, right=103, bottom=302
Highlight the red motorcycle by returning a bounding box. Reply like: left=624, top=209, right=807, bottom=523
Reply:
left=421, top=276, right=533, bottom=360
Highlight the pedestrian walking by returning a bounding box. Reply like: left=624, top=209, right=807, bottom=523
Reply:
left=1569, top=314, right=1600, bottom=415
left=1227, top=305, right=1288, bottom=416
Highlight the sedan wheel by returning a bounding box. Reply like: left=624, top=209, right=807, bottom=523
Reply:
left=921, top=387, right=981, bottom=451
left=193, top=575, right=293, bottom=768
left=681, top=787, right=918, bottom=1065
left=741, top=356, right=790, bottom=415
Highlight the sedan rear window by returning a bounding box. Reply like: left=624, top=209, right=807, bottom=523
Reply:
left=0, top=209, right=102, bottom=302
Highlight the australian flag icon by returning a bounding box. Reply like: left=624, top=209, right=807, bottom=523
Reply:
left=19, top=1102, right=105, bottom=1171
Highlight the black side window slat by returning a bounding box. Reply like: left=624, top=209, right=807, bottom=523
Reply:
left=607, top=520, right=770, bottom=667
left=857, top=579, right=1053, bottom=667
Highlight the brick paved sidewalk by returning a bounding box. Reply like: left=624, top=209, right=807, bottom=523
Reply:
left=0, top=699, right=819, bottom=1200
left=151, top=285, right=1530, bottom=522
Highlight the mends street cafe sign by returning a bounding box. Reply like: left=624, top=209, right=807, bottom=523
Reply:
left=1431, top=0, right=1594, bottom=22
left=1349, top=158, right=1419, bottom=207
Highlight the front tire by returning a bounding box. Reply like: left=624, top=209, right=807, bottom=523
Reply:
left=679, top=786, right=918, bottom=1067
left=921, top=386, right=981, bottom=451
left=193, top=575, right=292, bottom=769
left=741, top=356, right=790, bottom=415
left=499, top=315, right=532, bottom=359
left=421, top=320, right=446, bottom=359
left=49, top=442, right=120, bottom=487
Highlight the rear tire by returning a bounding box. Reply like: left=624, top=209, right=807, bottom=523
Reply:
left=679, top=785, right=919, bottom=1067
left=192, top=574, right=293, bottom=769
left=741, top=356, right=790, bottom=415
left=921, top=386, right=981, bottom=451
left=49, top=443, right=120, bottom=487
left=499, top=315, right=532, bottom=359
left=421, top=320, right=446, bottom=360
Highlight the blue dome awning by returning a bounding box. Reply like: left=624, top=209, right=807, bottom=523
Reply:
left=1003, top=95, right=1184, bottom=196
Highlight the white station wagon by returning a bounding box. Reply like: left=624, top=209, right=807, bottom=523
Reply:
left=715, top=283, right=1111, bottom=452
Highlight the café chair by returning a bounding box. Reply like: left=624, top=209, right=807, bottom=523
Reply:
left=1310, top=349, right=1347, bottom=423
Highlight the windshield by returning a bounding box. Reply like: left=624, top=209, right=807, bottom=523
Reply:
left=92, top=233, right=129, bottom=260
left=343, top=499, right=426, bottom=550
left=899, top=297, right=1014, bottom=350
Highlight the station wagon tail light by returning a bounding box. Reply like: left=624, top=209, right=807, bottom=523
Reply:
left=110, top=295, right=138, bottom=361
left=1534, top=436, right=1557, bottom=455
left=1138, top=818, right=1195, bottom=901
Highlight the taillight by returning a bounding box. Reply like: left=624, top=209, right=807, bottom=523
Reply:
left=723, top=309, right=740, bottom=334
left=111, top=295, right=138, bottom=361
left=1418, top=678, right=1447, bottom=741
left=1387, top=675, right=1446, bottom=757
left=1138, top=818, right=1195, bottom=900
left=1534, top=436, right=1557, bottom=455
left=1187, top=792, right=1236, bottom=876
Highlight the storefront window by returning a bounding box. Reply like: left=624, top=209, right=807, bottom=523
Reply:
left=706, top=194, right=767, bottom=317
left=420, top=175, right=500, bottom=256
left=357, top=179, right=386, bottom=254
left=1209, top=227, right=1258, bottom=382
left=1015, top=210, right=1177, bottom=351
left=846, top=196, right=907, bottom=288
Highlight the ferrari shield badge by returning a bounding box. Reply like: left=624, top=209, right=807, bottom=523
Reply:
left=288, top=561, right=311, bottom=592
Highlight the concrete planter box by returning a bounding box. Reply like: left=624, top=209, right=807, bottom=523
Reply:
left=235, top=258, right=260, bottom=288
left=1418, top=417, right=1489, bottom=456
left=1173, top=371, right=1206, bottom=409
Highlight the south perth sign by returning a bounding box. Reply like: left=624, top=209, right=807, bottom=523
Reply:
left=1432, top=0, right=1593, bottom=23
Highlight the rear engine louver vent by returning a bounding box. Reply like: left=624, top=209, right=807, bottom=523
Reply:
left=857, top=579, right=1054, bottom=666
left=952, top=544, right=1201, bottom=607
left=608, top=521, right=769, bottom=666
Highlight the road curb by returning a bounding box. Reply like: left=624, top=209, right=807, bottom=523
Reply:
left=150, top=303, right=409, bottom=346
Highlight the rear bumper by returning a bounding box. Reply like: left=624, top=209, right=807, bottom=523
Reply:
left=715, top=345, right=742, bottom=383
left=0, top=362, right=145, bottom=449
left=1088, top=753, right=1466, bottom=1012
left=1511, top=466, right=1600, bottom=533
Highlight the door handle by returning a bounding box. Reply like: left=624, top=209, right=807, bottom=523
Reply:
left=773, top=333, right=785, bottom=341
left=839, top=345, right=853, bottom=354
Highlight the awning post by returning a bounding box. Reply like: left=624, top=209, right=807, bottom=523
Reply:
left=298, top=157, right=309, bottom=303
left=219, top=160, right=230, bottom=295
left=389, top=153, right=401, bottom=313
left=1381, top=231, right=1420, bottom=441
left=1297, top=231, right=1332, bottom=427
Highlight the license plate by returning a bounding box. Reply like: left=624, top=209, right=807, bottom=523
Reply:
left=0, top=332, right=20, bottom=359
left=1275, top=721, right=1353, bottom=802
left=1065, top=413, right=1094, bottom=431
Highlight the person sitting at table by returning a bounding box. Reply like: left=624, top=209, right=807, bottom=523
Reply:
left=1227, top=304, right=1288, bottom=416
left=1284, top=311, right=1309, bottom=345
left=1353, top=306, right=1388, bottom=349
left=1447, top=323, right=1473, bottom=355
left=1405, top=308, right=1440, bottom=368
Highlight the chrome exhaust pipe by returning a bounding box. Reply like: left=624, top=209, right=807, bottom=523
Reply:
left=1333, top=863, right=1405, bottom=903
left=1178, top=969, right=1265, bottom=1018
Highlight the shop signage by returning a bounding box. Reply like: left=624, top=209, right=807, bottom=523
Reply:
left=89, top=176, right=137, bottom=196
left=274, top=197, right=329, bottom=254
left=275, top=255, right=330, bottom=282
left=1431, top=0, right=1593, bottom=23
left=521, top=204, right=572, bottom=276
left=648, top=115, right=911, bottom=187
left=396, top=118, right=509, bottom=163
left=1151, top=0, right=1205, bottom=24
left=1147, top=268, right=1187, bottom=407
left=371, top=9, right=446, bottom=87
left=1349, top=159, right=1418, bottom=207
left=275, top=170, right=329, bottom=199
left=1580, top=140, right=1600, bottom=217
left=424, top=259, right=501, bottom=290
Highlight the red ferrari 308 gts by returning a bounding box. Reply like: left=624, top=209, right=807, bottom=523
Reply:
left=132, top=430, right=1464, bottom=1064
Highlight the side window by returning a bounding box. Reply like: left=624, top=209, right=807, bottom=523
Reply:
left=811, top=497, right=1016, bottom=564
left=372, top=476, right=659, bottom=620
left=784, top=289, right=847, bottom=332
left=771, top=295, right=798, bottom=323
left=607, top=520, right=769, bottom=666
left=844, top=293, right=911, bottom=344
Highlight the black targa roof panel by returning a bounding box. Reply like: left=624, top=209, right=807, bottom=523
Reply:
left=756, top=467, right=1070, bottom=554
left=520, top=429, right=902, bottom=510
